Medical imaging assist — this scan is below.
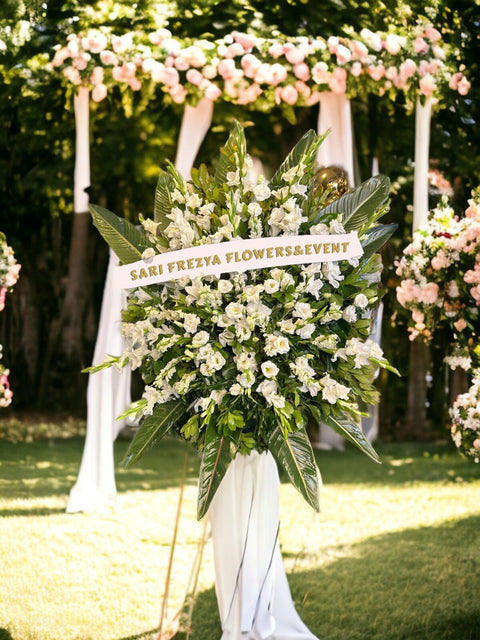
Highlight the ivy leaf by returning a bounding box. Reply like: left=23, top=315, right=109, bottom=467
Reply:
left=121, top=400, right=187, bottom=468
left=89, top=204, right=152, bottom=265
left=266, top=426, right=320, bottom=512
left=154, top=170, right=175, bottom=233
left=270, top=129, right=328, bottom=188
left=214, top=121, right=246, bottom=187
left=197, top=423, right=240, bottom=520
left=324, top=414, right=380, bottom=463
left=309, top=175, right=390, bottom=231
left=361, top=223, right=398, bottom=259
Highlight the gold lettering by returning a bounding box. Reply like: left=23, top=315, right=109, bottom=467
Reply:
left=331, top=243, right=340, bottom=253
left=176, top=260, right=185, bottom=270
left=304, top=244, right=312, bottom=255
left=313, top=244, right=322, bottom=254
left=212, top=254, right=221, bottom=265
left=139, top=268, right=148, bottom=278
left=187, top=258, right=194, bottom=269
left=342, top=242, right=349, bottom=252
left=294, top=245, right=303, bottom=256
left=195, top=257, right=203, bottom=268
left=167, top=262, right=175, bottom=273
left=253, top=248, right=265, bottom=259
left=226, top=252, right=234, bottom=263
left=285, top=246, right=293, bottom=257
left=148, top=265, right=158, bottom=277
left=204, top=255, right=212, bottom=266
left=130, top=269, right=138, bottom=281
left=275, top=247, right=284, bottom=258
left=235, top=252, right=241, bottom=262
left=324, top=244, right=331, bottom=254
left=266, top=247, right=274, bottom=258
left=242, top=249, right=253, bottom=261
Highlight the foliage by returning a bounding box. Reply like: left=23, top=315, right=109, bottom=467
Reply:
left=394, top=188, right=480, bottom=372
left=88, top=123, right=397, bottom=518
left=0, top=233, right=20, bottom=408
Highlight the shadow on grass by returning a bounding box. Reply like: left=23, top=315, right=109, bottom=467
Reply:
left=172, top=515, right=480, bottom=640
left=0, top=629, right=14, bottom=640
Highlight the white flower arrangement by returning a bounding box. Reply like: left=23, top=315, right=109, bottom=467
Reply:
left=0, top=232, right=20, bottom=408
left=89, top=123, right=398, bottom=518
left=450, top=371, right=480, bottom=463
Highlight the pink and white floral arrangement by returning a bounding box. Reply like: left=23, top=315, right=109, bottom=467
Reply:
left=395, top=187, right=480, bottom=371
left=450, top=370, right=480, bottom=463
left=0, top=232, right=20, bottom=408
left=50, top=20, right=470, bottom=110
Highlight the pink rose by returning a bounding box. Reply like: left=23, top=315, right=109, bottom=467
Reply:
left=350, top=62, right=363, bottom=77
left=399, top=59, right=417, bottom=79
left=111, top=34, right=133, bottom=54
left=52, top=47, right=71, bottom=66
left=186, top=68, right=203, bottom=86
left=241, top=53, right=261, bottom=78
left=420, top=282, right=439, bottom=304
left=419, top=74, right=437, bottom=97
left=232, top=31, right=256, bottom=52
left=218, top=58, right=237, bottom=79
left=148, top=29, right=172, bottom=46
left=283, top=43, right=305, bottom=64
left=454, top=318, right=467, bottom=332
left=237, top=83, right=263, bottom=105
left=162, top=67, right=180, bottom=87
left=336, top=44, right=352, bottom=64
left=268, top=42, right=284, bottom=59
left=99, top=50, right=117, bottom=66
left=413, top=37, right=429, bottom=54
left=458, top=76, right=471, bottom=96
left=81, top=32, right=107, bottom=54
left=91, top=83, right=107, bottom=102
left=312, top=61, right=330, bottom=85
left=169, top=84, right=187, bottom=103
left=350, top=40, right=369, bottom=62
left=384, top=34, right=404, bottom=55
left=471, top=284, right=480, bottom=304
left=90, top=66, right=104, bottom=85
left=174, top=56, right=190, bottom=71
left=270, top=63, right=288, bottom=86
left=72, top=54, right=90, bottom=71
left=204, top=84, right=222, bottom=101
left=293, top=62, right=310, bottom=81
left=225, top=43, right=245, bottom=58
left=295, top=80, right=311, bottom=99
left=329, top=67, right=347, bottom=94
left=367, top=65, right=385, bottom=81
left=277, top=84, right=298, bottom=105
left=128, top=77, right=142, bottom=91
left=424, top=26, right=442, bottom=42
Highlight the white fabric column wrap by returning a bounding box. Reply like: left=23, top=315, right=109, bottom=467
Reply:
left=73, top=86, right=90, bottom=213
left=208, top=451, right=318, bottom=640
left=175, top=98, right=214, bottom=180
left=66, top=250, right=131, bottom=513
left=413, top=96, right=432, bottom=230
left=316, top=92, right=355, bottom=187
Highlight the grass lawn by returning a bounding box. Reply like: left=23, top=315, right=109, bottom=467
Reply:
left=0, top=418, right=479, bottom=640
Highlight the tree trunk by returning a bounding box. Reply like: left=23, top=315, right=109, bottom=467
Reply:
left=403, top=339, right=431, bottom=440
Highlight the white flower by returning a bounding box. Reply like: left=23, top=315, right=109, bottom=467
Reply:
left=226, top=169, right=240, bottom=186
left=218, top=279, right=233, bottom=294
left=225, top=302, right=244, bottom=320
left=186, top=193, right=202, bottom=208
left=141, top=247, right=156, bottom=260
left=210, top=389, right=226, bottom=405
left=257, top=379, right=278, bottom=400
left=310, top=223, right=329, bottom=235
left=248, top=201, right=262, bottom=216
left=296, top=323, right=315, bottom=339
left=322, top=262, right=344, bottom=288
left=277, top=319, right=296, bottom=334
left=293, top=302, right=313, bottom=320
left=253, top=180, right=271, bottom=201
left=320, top=373, right=350, bottom=404
left=261, top=360, right=279, bottom=378
left=235, top=351, right=258, bottom=372
left=342, top=305, right=357, bottom=323
left=354, top=293, right=369, bottom=308
left=264, top=333, right=290, bottom=356
left=229, top=383, right=243, bottom=396
left=290, top=182, right=308, bottom=196
left=192, top=331, right=209, bottom=348
left=263, top=278, right=280, bottom=294
left=329, top=218, right=345, bottom=234
left=183, top=313, right=201, bottom=334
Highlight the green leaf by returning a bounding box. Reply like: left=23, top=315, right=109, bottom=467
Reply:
left=89, top=204, right=152, bottom=265
left=121, top=400, right=187, bottom=468
left=270, top=129, right=328, bottom=188
left=324, top=414, right=380, bottom=463
left=214, top=121, right=246, bottom=187
left=361, top=223, right=398, bottom=259
left=154, top=170, right=175, bottom=232
left=267, top=426, right=320, bottom=512
left=309, top=175, right=390, bottom=231
left=197, top=423, right=240, bottom=519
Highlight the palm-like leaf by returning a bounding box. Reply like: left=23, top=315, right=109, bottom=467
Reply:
left=267, top=426, right=320, bottom=512
left=89, top=204, right=152, bottom=265
left=324, top=414, right=380, bottom=463
left=361, top=223, right=398, bottom=259
left=214, top=121, right=246, bottom=187
left=309, top=175, right=390, bottom=232
left=197, top=424, right=240, bottom=519
left=154, top=170, right=175, bottom=232
left=122, top=400, right=186, bottom=468
left=269, top=129, right=327, bottom=188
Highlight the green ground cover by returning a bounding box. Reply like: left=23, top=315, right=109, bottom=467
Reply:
left=0, top=420, right=479, bottom=640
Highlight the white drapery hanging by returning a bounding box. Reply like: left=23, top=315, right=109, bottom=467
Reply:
left=175, top=98, right=214, bottom=180
left=209, top=451, right=319, bottom=640
left=316, top=92, right=355, bottom=187
left=413, top=97, right=432, bottom=230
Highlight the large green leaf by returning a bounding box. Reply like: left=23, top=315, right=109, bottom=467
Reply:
left=154, top=170, right=175, bottom=232
left=122, top=400, right=187, bottom=468
left=89, top=204, right=152, bottom=265
left=309, top=175, right=390, bottom=232
left=324, top=414, right=380, bottom=463
left=267, top=426, right=320, bottom=512
left=270, top=129, right=328, bottom=188
left=197, top=424, right=240, bottom=520
left=361, top=223, right=398, bottom=259
left=214, top=121, right=246, bottom=187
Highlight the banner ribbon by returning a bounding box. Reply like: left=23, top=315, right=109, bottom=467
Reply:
left=114, top=232, right=363, bottom=289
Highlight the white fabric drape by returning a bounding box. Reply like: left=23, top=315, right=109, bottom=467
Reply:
left=175, top=98, right=214, bottom=180
left=209, top=451, right=318, bottom=640
left=316, top=92, right=355, bottom=187
left=73, top=86, right=90, bottom=214
left=67, top=250, right=131, bottom=512
left=413, top=96, right=432, bottom=230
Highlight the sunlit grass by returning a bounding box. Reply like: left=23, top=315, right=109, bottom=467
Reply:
left=1, top=431, right=479, bottom=640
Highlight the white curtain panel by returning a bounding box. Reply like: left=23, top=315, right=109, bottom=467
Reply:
left=67, top=250, right=131, bottom=512
left=209, top=451, right=319, bottom=640
left=316, top=92, right=355, bottom=187
left=413, top=96, right=432, bottom=230
left=175, top=98, right=214, bottom=180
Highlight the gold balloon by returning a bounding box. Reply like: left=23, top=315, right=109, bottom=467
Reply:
left=314, top=166, right=350, bottom=201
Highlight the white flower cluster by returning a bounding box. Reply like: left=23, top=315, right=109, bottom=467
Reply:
left=450, top=372, right=480, bottom=463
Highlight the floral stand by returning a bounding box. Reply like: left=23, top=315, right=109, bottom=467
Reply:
left=209, top=451, right=318, bottom=640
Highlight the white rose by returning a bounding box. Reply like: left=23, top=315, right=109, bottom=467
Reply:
left=293, top=302, right=313, bottom=320
left=253, top=180, right=271, bottom=201
left=296, top=323, right=315, bottom=339
left=342, top=305, right=357, bottom=323
left=261, top=361, right=279, bottom=378
left=192, top=331, right=209, bottom=348
left=218, top=279, right=233, bottom=294
left=263, top=278, right=280, bottom=294
left=354, top=293, right=369, bottom=308
left=225, top=302, right=244, bottom=320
